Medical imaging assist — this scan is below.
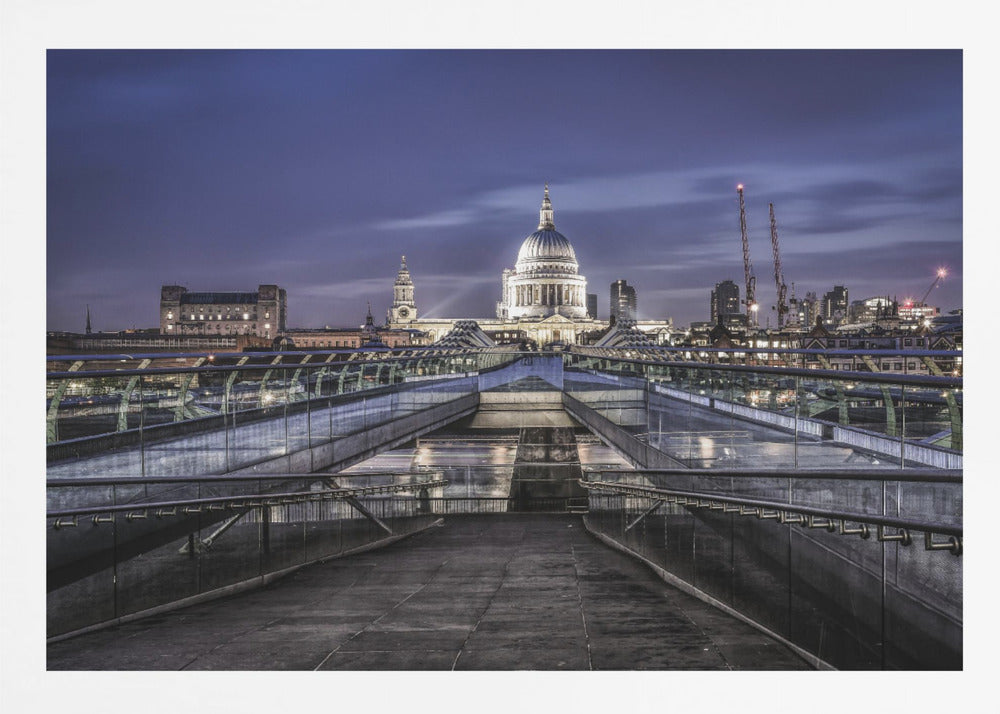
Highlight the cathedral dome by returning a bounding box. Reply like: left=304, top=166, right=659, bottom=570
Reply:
left=498, top=185, right=589, bottom=322
left=516, top=229, right=577, bottom=266
left=514, top=186, right=579, bottom=274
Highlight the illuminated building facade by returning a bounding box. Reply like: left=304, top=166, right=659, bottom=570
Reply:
left=160, top=284, right=286, bottom=340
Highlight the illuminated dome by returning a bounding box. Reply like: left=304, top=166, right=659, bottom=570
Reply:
left=514, top=187, right=579, bottom=273
left=497, top=185, right=588, bottom=321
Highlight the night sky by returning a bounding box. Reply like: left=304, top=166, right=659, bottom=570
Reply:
left=46, top=49, right=962, bottom=331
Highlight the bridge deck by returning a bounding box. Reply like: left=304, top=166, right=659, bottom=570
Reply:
left=47, top=514, right=810, bottom=670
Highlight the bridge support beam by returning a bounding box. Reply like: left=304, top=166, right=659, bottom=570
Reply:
left=174, top=357, right=207, bottom=422
left=46, top=360, right=84, bottom=444
left=817, top=355, right=850, bottom=426
left=921, top=356, right=963, bottom=450
left=117, top=359, right=152, bottom=433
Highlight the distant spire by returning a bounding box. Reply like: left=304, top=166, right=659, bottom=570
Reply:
left=363, top=301, right=381, bottom=345
left=85, top=305, right=92, bottom=334
left=537, top=183, right=555, bottom=230
left=401, top=255, right=407, bottom=269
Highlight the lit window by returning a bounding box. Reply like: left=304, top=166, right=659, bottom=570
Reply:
left=167, top=324, right=173, bottom=330
left=265, top=324, right=271, bottom=330
left=243, top=313, right=249, bottom=320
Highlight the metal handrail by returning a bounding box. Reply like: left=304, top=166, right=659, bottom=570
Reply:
left=45, top=345, right=506, bottom=364
left=571, top=345, right=961, bottom=358
left=46, top=359, right=486, bottom=381
left=47, top=479, right=448, bottom=521
left=588, top=468, right=963, bottom=485
left=580, top=479, right=962, bottom=540
left=46, top=471, right=445, bottom=487
left=566, top=357, right=961, bottom=389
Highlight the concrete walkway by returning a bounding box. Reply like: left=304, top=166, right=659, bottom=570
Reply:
left=48, top=514, right=810, bottom=670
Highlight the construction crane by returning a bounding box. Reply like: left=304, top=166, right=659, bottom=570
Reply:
left=737, top=184, right=757, bottom=325
left=920, top=268, right=947, bottom=305
left=769, top=203, right=788, bottom=329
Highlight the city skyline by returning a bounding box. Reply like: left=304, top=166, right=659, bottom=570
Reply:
left=46, top=50, right=962, bottom=332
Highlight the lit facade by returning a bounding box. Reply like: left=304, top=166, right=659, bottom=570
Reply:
left=710, top=279, right=743, bottom=327
left=610, top=280, right=637, bottom=322
left=822, top=285, right=849, bottom=325
left=281, top=328, right=419, bottom=349
left=899, top=303, right=940, bottom=322
left=387, top=256, right=418, bottom=324
left=160, top=284, right=286, bottom=339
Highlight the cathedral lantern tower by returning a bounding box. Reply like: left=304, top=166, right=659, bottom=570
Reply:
left=389, top=255, right=417, bottom=324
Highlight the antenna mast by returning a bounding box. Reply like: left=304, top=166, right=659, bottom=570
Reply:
left=737, top=184, right=757, bottom=325
left=769, top=202, right=788, bottom=329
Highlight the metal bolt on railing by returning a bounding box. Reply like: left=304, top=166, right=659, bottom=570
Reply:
left=53, top=516, right=78, bottom=530
left=155, top=507, right=176, bottom=518
left=806, top=516, right=838, bottom=532
left=758, top=509, right=781, bottom=520
left=779, top=512, right=805, bottom=525
left=924, top=532, right=962, bottom=556
left=91, top=514, right=114, bottom=525
left=125, top=510, right=147, bottom=522
left=877, top=525, right=912, bottom=545
left=840, top=521, right=871, bottom=539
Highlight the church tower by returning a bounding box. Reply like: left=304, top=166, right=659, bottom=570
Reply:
left=389, top=255, right=417, bottom=324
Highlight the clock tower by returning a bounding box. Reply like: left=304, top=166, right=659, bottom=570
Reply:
left=389, top=255, right=417, bottom=324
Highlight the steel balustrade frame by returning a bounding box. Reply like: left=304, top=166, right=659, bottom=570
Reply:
left=580, top=479, right=962, bottom=553
left=48, top=479, right=449, bottom=523
left=564, top=352, right=962, bottom=390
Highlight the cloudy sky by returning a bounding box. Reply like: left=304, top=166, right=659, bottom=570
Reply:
left=46, top=49, right=962, bottom=331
